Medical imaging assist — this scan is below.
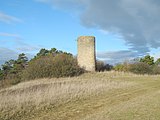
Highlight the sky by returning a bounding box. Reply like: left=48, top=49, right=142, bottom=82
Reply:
left=0, top=0, right=160, bottom=65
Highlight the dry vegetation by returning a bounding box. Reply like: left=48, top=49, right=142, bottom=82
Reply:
left=0, top=71, right=160, bottom=120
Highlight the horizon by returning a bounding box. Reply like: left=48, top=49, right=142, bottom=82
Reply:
left=1, top=0, right=160, bottom=65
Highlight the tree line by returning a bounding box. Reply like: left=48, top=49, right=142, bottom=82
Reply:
left=0, top=48, right=160, bottom=87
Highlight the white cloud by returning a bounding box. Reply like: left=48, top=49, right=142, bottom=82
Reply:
left=0, top=32, right=21, bottom=40
left=97, top=50, right=138, bottom=64
left=16, top=42, right=41, bottom=52
left=0, top=32, right=40, bottom=65
left=0, top=12, right=22, bottom=24
left=0, top=47, right=35, bottom=66
left=0, top=32, right=40, bottom=52
left=0, top=48, right=18, bottom=65
left=98, top=29, right=109, bottom=35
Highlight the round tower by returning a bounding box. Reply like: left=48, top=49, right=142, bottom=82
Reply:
left=77, top=36, right=96, bottom=72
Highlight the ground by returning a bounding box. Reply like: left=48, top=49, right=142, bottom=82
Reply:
left=0, top=71, right=160, bottom=120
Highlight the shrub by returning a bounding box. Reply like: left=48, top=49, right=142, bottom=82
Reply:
left=0, top=69, right=4, bottom=81
left=96, top=61, right=105, bottom=72
left=114, top=62, right=130, bottom=72
left=114, top=64, right=124, bottom=71
left=128, top=62, right=152, bottom=74
left=96, top=61, right=113, bottom=72
left=152, top=65, right=160, bottom=74
left=22, top=54, right=84, bottom=80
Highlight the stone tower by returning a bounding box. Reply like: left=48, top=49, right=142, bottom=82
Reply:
left=77, top=36, right=96, bottom=72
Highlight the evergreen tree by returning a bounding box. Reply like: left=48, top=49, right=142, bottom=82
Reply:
left=140, top=55, right=154, bottom=65
left=0, top=68, right=4, bottom=80
left=155, top=58, right=160, bottom=66
left=14, top=53, right=28, bottom=72
left=2, top=59, right=15, bottom=73
left=17, top=53, right=28, bottom=64
left=36, top=48, right=49, bottom=57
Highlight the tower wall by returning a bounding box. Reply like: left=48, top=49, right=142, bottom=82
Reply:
left=77, top=36, right=96, bottom=72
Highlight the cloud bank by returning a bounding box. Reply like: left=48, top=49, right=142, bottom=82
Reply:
left=36, top=0, right=160, bottom=54
left=81, top=0, right=160, bottom=55
left=35, top=0, right=160, bottom=64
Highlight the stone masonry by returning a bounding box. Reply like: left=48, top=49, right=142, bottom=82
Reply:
left=77, top=36, right=96, bottom=72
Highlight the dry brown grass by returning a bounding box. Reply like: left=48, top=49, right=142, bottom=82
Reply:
left=0, top=71, right=160, bottom=120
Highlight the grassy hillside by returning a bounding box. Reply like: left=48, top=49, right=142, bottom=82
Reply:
left=0, top=71, right=160, bottom=120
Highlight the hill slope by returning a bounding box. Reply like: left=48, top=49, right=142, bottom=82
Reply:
left=0, top=72, right=160, bottom=120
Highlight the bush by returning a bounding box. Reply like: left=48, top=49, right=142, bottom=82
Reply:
left=22, top=54, right=84, bottom=80
left=114, top=64, right=124, bottom=71
left=96, top=61, right=104, bottom=72
left=152, top=65, right=160, bottom=74
left=96, top=61, right=113, bottom=72
left=0, top=70, right=4, bottom=81
left=128, top=62, right=152, bottom=74
left=114, top=62, right=153, bottom=74
left=114, top=62, right=130, bottom=72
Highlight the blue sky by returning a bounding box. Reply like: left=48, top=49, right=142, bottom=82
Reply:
left=0, top=0, right=160, bottom=65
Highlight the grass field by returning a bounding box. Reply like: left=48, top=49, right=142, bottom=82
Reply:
left=0, top=71, right=160, bottom=120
